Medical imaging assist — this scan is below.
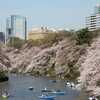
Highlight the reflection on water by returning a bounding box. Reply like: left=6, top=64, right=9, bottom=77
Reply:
left=0, top=74, right=88, bottom=100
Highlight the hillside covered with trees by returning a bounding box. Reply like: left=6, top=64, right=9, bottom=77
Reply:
left=1, top=28, right=100, bottom=95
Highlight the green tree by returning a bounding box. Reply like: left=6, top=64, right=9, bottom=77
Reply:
left=75, top=28, right=92, bottom=45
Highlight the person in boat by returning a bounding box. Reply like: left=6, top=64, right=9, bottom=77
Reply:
left=28, top=86, right=34, bottom=90
left=56, top=89, right=61, bottom=92
left=41, top=94, right=45, bottom=97
left=44, top=87, right=47, bottom=90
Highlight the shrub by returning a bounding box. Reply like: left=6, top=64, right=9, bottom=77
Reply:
left=64, top=61, right=80, bottom=81
left=96, top=80, right=100, bottom=86
left=46, top=66, right=56, bottom=77
left=0, top=71, right=9, bottom=82
left=7, top=37, right=26, bottom=49
left=75, top=28, right=92, bottom=45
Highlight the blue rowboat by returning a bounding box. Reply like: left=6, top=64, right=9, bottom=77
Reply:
left=50, top=90, right=66, bottom=95
left=39, top=94, right=56, bottom=100
left=41, top=88, right=53, bottom=92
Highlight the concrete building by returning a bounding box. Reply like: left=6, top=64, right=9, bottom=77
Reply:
left=28, top=26, right=55, bottom=40
left=86, top=4, right=100, bottom=31
left=6, top=15, right=27, bottom=42
left=30, top=26, right=51, bottom=33
left=0, top=32, right=5, bottom=43
left=28, top=27, right=48, bottom=40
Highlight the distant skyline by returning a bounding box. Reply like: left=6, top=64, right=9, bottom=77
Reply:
left=0, top=0, right=100, bottom=32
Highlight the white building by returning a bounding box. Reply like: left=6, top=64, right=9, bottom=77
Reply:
left=86, top=4, right=100, bottom=31
left=31, top=27, right=50, bottom=33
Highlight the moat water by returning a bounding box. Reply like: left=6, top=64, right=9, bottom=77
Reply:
left=0, top=74, right=88, bottom=100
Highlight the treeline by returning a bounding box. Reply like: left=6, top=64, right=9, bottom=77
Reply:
left=7, top=28, right=99, bottom=49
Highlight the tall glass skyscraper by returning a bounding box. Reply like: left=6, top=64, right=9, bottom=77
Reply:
left=6, top=15, right=27, bottom=41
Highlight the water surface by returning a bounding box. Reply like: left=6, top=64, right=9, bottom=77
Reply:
left=0, top=74, right=88, bottom=100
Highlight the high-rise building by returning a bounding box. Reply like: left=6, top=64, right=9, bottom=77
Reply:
left=95, top=4, right=100, bottom=14
left=0, top=32, right=5, bottom=43
left=86, top=4, right=100, bottom=31
left=6, top=15, right=27, bottom=42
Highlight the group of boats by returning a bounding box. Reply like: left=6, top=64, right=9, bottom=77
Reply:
left=65, top=81, right=75, bottom=88
left=41, top=87, right=66, bottom=95
left=65, top=81, right=98, bottom=100
left=28, top=86, right=66, bottom=99
left=39, top=87, right=66, bottom=99
left=0, top=80, right=98, bottom=100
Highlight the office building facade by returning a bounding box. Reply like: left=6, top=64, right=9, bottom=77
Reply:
left=0, top=32, right=5, bottom=43
left=6, top=15, right=27, bottom=41
left=86, top=4, right=100, bottom=31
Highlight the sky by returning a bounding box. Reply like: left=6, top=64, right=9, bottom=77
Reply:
left=0, top=0, right=100, bottom=32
